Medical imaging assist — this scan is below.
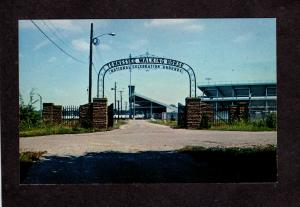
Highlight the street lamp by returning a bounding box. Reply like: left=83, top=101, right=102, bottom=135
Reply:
left=88, top=23, right=116, bottom=103
left=92, top=33, right=116, bottom=45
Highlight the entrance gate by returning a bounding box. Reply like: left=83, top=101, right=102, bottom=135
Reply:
left=97, top=54, right=197, bottom=98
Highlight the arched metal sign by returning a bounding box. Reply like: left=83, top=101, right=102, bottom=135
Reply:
left=97, top=55, right=197, bottom=98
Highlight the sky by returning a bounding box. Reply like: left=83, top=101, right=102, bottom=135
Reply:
left=19, top=18, right=276, bottom=109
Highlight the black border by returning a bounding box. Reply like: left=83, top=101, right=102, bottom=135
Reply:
left=1, top=0, right=300, bottom=206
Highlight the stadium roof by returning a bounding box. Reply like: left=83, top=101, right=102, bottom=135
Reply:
left=198, top=82, right=277, bottom=98
left=133, top=93, right=178, bottom=112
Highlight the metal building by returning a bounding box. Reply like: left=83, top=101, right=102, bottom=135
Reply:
left=198, top=81, right=277, bottom=120
left=128, top=85, right=177, bottom=119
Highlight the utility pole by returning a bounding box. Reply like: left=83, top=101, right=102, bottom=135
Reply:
left=111, top=82, right=117, bottom=116
left=117, top=100, right=120, bottom=120
left=129, top=53, right=132, bottom=119
left=119, top=90, right=123, bottom=119
left=88, top=23, right=93, bottom=103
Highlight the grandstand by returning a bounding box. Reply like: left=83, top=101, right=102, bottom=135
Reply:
left=198, top=81, right=277, bottom=120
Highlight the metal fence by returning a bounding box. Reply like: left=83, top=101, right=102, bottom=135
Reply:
left=212, top=106, right=276, bottom=125
left=213, top=110, right=229, bottom=125
left=62, top=105, right=80, bottom=126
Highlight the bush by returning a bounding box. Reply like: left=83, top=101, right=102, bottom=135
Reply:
left=266, top=113, right=277, bottom=129
left=19, top=89, right=41, bottom=129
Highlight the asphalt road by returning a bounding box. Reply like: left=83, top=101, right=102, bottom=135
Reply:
left=20, top=120, right=277, bottom=156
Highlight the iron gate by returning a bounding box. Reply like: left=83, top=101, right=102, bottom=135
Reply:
left=177, top=103, right=186, bottom=128
left=107, top=103, right=114, bottom=127
left=62, top=105, right=80, bottom=126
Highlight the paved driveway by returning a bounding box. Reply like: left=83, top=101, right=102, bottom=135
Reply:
left=20, top=120, right=277, bottom=156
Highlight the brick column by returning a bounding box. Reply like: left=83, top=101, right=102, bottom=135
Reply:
left=52, top=105, right=62, bottom=124
left=79, top=103, right=92, bottom=128
left=42, top=103, right=62, bottom=124
left=92, top=98, right=107, bottom=129
left=42, top=103, right=54, bottom=123
left=200, top=102, right=213, bottom=121
left=186, top=97, right=202, bottom=129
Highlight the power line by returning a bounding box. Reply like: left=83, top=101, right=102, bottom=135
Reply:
left=42, top=20, right=73, bottom=51
left=30, top=20, right=86, bottom=64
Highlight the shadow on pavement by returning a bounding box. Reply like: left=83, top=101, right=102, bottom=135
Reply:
left=22, top=150, right=277, bottom=184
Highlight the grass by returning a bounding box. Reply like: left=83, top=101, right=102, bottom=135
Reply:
left=210, top=120, right=276, bottom=131
left=20, top=120, right=128, bottom=137
left=149, top=119, right=178, bottom=128
left=20, top=151, right=47, bottom=182
left=210, top=124, right=275, bottom=131
left=150, top=119, right=276, bottom=131
left=177, top=144, right=277, bottom=182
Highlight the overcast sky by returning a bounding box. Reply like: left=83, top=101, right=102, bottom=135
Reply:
left=19, top=18, right=276, bottom=108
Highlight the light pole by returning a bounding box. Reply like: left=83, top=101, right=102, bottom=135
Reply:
left=111, top=82, right=117, bottom=116
left=88, top=22, right=115, bottom=103
left=125, top=101, right=128, bottom=116
left=119, top=90, right=123, bottom=119
left=117, top=100, right=120, bottom=120
left=129, top=53, right=132, bottom=119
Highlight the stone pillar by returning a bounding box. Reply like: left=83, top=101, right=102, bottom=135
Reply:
left=42, top=103, right=54, bottom=123
left=92, top=98, right=107, bottom=129
left=200, top=102, right=214, bottom=121
left=186, top=97, right=202, bottom=129
left=53, top=105, right=62, bottom=124
left=42, top=103, right=62, bottom=124
left=79, top=103, right=92, bottom=127
left=186, top=98, right=213, bottom=129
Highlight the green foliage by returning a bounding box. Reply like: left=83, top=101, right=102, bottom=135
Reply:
left=266, top=113, right=277, bottom=129
left=20, top=124, right=89, bottom=137
left=20, top=120, right=129, bottom=137
left=19, top=89, right=41, bottom=129
left=211, top=116, right=276, bottom=131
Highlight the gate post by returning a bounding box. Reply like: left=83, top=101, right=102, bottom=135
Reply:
left=186, top=97, right=202, bottom=128
left=52, top=105, right=62, bottom=124
left=92, top=98, right=108, bottom=129
left=42, top=103, right=54, bottom=123
left=79, top=103, right=92, bottom=128
left=42, top=103, right=62, bottom=124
